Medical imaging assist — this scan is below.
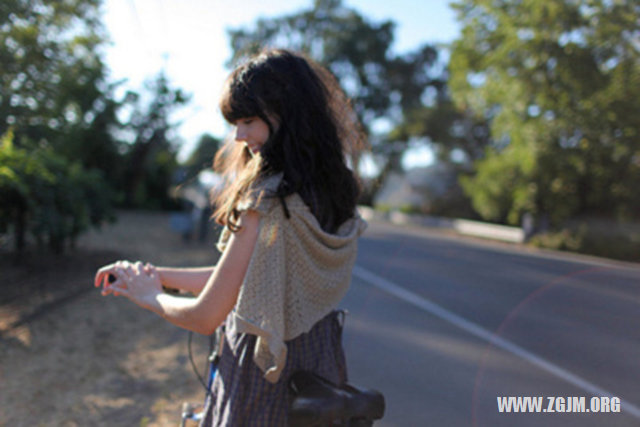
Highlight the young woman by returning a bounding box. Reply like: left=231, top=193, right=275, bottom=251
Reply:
left=95, top=48, right=367, bottom=425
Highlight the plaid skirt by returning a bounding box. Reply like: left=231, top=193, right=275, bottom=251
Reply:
left=199, top=310, right=348, bottom=427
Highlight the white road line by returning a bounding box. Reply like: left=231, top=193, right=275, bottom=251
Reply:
left=352, top=265, right=640, bottom=419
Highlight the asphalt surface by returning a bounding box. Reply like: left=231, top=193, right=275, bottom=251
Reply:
left=340, top=220, right=640, bottom=427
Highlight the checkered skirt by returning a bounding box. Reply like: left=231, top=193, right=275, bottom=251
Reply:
left=199, top=310, right=348, bottom=426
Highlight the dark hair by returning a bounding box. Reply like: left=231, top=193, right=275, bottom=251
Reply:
left=212, top=49, right=366, bottom=233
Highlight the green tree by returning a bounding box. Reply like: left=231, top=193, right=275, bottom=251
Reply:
left=0, top=0, right=121, bottom=253
left=1, top=129, right=114, bottom=253
left=0, top=0, right=148, bottom=252
left=183, top=133, right=221, bottom=181
left=0, top=0, right=192, bottom=252
left=0, top=0, right=108, bottom=146
left=120, top=72, right=189, bottom=209
left=0, top=0, right=133, bottom=200
left=0, top=129, right=43, bottom=251
left=450, top=0, right=640, bottom=225
left=389, top=95, right=491, bottom=167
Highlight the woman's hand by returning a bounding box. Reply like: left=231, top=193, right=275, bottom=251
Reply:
left=95, top=260, right=128, bottom=296
left=95, top=260, right=163, bottom=310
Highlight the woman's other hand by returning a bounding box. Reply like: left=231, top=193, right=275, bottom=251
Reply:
left=111, top=261, right=163, bottom=310
left=95, top=261, right=163, bottom=309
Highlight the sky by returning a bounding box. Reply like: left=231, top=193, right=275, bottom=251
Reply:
left=101, top=0, right=461, bottom=168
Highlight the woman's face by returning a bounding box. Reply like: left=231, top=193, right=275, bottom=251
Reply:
left=233, top=116, right=271, bottom=155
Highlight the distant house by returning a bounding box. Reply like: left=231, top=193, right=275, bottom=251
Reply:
left=374, top=163, right=461, bottom=214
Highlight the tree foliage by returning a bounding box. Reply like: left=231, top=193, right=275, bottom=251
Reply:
left=120, top=72, right=189, bottom=209
left=0, top=0, right=189, bottom=253
left=183, top=133, right=221, bottom=181
left=0, top=0, right=118, bottom=252
left=450, top=0, right=640, bottom=225
left=1, top=129, right=114, bottom=253
left=390, top=96, right=491, bottom=166
left=1, top=0, right=107, bottom=146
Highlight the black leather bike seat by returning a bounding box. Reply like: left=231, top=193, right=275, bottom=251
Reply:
left=289, top=371, right=385, bottom=426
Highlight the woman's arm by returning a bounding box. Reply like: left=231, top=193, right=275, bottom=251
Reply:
left=153, top=266, right=214, bottom=295
left=98, top=210, right=260, bottom=335
left=96, top=264, right=214, bottom=296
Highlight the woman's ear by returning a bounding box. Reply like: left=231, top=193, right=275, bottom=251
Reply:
left=266, top=112, right=281, bottom=134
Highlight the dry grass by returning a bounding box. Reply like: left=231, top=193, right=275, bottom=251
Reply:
left=0, top=210, right=221, bottom=426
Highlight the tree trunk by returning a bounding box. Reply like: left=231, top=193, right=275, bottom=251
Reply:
left=124, top=132, right=159, bottom=206
left=14, top=205, right=26, bottom=253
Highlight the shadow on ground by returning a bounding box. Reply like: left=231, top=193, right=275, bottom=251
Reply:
left=0, top=210, right=221, bottom=426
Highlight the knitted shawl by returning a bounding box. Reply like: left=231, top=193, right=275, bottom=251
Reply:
left=216, top=173, right=367, bottom=383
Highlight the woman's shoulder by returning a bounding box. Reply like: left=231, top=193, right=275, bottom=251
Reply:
left=237, top=172, right=284, bottom=214
left=255, top=172, right=284, bottom=194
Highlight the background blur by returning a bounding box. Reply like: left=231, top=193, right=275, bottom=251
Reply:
left=1, top=0, right=639, bottom=259
left=1, top=1, right=640, bottom=425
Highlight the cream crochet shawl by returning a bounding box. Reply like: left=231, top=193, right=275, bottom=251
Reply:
left=216, top=173, right=367, bottom=383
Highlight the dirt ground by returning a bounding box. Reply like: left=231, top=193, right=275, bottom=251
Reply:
left=0, top=211, right=222, bottom=426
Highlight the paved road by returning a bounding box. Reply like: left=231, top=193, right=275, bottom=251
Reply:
left=341, top=221, right=640, bottom=426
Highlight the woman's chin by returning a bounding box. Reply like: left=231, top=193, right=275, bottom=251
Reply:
left=246, top=145, right=261, bottom=157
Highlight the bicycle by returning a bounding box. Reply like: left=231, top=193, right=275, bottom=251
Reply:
left=180, top=330, right=385, bottom=426
left=180, top=329, right=220, bottom=427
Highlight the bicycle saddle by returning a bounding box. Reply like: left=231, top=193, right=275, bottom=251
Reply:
left=288, top=371, right=385, bottom=426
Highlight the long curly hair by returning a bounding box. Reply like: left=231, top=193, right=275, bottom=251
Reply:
left=211, top=49, right=366, bottom=234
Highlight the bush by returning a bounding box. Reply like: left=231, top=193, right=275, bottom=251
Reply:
left=529, top=220, right=640, bottom=262
left=0, top=130, right=115, bottom=253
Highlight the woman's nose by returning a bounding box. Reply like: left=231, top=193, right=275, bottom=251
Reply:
left=234, top=126, right=246, bottom=142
